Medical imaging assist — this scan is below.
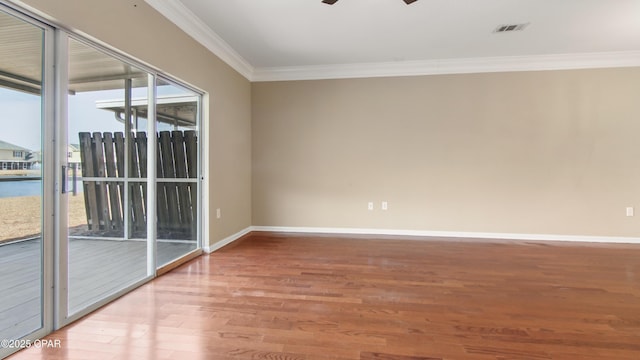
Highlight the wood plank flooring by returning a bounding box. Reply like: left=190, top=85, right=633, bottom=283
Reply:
left=7, top=232, right=640, bottom=359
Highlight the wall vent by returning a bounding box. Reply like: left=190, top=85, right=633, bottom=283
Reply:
left=494, top=23, right=529, bottom=33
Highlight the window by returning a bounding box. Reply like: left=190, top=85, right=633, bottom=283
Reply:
left=13, top=150, right=23, bottom=158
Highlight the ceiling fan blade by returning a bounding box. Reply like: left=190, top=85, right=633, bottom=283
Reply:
left=403, top=0, right=418, bottom=4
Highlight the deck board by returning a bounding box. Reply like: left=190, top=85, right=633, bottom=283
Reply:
left=0, top=238, right=196, bottom=341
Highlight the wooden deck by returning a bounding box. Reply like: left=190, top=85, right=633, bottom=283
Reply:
left=7, top=232, right=640, bottom=360
left=0, top=238, right=196, bottom=342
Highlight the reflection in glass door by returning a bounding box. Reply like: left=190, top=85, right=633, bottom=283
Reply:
left=0, top=8, right=46, bottom=344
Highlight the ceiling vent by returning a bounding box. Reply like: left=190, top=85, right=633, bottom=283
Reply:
left=493, top=23, right=529, bottom=33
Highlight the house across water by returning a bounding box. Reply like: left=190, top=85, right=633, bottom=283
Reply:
left=0, top=139, right=35, bottom=171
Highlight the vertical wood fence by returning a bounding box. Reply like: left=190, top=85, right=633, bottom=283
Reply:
left=78, top=130, right=197, bottom=239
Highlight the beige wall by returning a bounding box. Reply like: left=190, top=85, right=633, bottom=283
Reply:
left=253, top=68, right=640, bottom=237
left=18, top=0, right=252, bottom=246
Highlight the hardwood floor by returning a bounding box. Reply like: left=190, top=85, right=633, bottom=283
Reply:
left=8, top=232, right=640, bottom=359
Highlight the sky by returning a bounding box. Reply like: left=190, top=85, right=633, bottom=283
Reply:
left=0, top=84, right=189, bottom=151
left=0, top=88, right=42, bottom=150
left=0, top=87, right=124, bottom=151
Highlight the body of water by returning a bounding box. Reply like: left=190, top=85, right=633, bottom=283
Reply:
left=0, top=180, right=83, bottom=198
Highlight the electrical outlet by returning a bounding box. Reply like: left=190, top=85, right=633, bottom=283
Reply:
left=216, top=208, right=221, bottom=219
left=626, top=207, right=634, bottom=217
left=381, top=201, right=388, bottom=210
left=368, top=202, right=374, bottom=211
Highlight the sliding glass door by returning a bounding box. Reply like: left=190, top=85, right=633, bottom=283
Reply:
left=0, top=5, right=53, bottom=355
left=65, top=37, right=153, bottom=315
left=59, top=36, right=203, bottom=321
left=0, top=3, right=203, bottom=351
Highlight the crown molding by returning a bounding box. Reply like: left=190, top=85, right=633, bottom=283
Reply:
left=252, top=51, right=640, bottom=81
left=144, top=0, right=254, bottom=80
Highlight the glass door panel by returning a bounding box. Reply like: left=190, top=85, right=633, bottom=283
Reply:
left=66, top=38, right=150, bottom=314
left=155, top=79, right=200, bottom=267
left=0, top=8, right=45, bottom=342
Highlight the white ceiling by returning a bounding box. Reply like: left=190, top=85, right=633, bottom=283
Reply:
left=145, top=0, right=640, bottom=81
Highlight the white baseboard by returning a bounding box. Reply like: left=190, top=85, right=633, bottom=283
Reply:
left=204, top=226, right=253, bottom=253
left=203, top=226, right=640, bottom=252
left=250, top=226, right=640, bottom=244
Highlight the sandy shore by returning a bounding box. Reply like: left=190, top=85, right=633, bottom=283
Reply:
left=0, top=195, right=87, bottom=243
